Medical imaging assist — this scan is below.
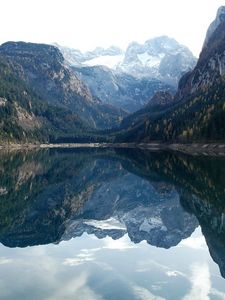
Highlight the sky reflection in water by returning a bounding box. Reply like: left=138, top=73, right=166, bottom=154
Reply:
left=0, top=148, right=225, bottom=299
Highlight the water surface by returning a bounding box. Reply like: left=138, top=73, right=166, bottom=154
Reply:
left=0, top=148, right=225, bottom=299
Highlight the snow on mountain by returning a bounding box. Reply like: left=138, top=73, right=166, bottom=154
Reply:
left=55, top=37, right=196, bottom=87
left=117, top=36, right=197, bottom=86
left=73, top=65, right=174, bottom=112
left=84, top=54, right=124, bottom=69
left=53, top=37, right=196, bottom=112
left=137, top=52, right=163, bottom=68
left=55, top=43, right=125, bottom=68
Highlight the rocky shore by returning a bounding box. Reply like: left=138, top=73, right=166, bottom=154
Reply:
left=0, top=142, right=225, bottom=156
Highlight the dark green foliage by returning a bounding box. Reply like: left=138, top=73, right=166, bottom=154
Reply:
left=115, top=81, right=225, bottom=142
left=0, top=42, right=125, bottom=130
left=0, top=55, right=89, bottom=142
left=115, top=18, right=225, bottom=143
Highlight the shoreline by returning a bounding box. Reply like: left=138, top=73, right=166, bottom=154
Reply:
left=0, top=142, right=225, bottom=156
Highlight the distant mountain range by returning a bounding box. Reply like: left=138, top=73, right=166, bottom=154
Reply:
left=0, top=6, right=224, bottom=143
left=1, top=147, right=225, bottom=279
left=54, top=44, right=124, bottom=69
left=56, top=37, right=196, bottom=112
left=56, top=36, right=196, bottom=86
left=0, top=42, right=126, bottom=142
left=73, top=65, right=174, bottom=112
left=115, top=6, right=225, bottom=143
left=0, top=149, right=200, bottom=249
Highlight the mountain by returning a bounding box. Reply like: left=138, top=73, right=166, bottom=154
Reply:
left=0, top=149, right=198, bottom=248
left=55, top=38, right=195, bottom=112
left=55, top=44, right=124, bottom=69
left=56, top=38, right=196, bottom=88
left=73, top=65, right=174, bottom=112
left=67, top=173, right=197, bottom=248
left=1, top=148, right=225, bottom=277
left=181, top=191, right=225, bottom=278
left=203, top=6, right=225, bottom=48
left=0, top=54, right=91, bottom=142
left=0, top=42, right=125, bottom=130
left=121, top=148, right=225, bottom=277
left=115, top=7, right=225, bottom=143
left=118, top=36, right=197, bottom=86
left=120, top=91, right=175, bottom=129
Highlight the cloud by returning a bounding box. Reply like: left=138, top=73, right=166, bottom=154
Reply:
left=136, top=259, right=185, bottom=278
left=63, top=253, right=95, bottom=266
left=62, top=247, right=102, bottom=267
left=133, top=285, right=165, bottom=300
left=46, top=272, right=104, bottom=300
left=210, top=289, right=225, bottom=300
left=180, top=235, right=206, bottom=250
left=103, top=235, right=137, bottom=250
left=182, top=263, right=211, bottom=300
left=166, top=270, right=183, bottom=277
left=0, top=257, right=12, bottom=265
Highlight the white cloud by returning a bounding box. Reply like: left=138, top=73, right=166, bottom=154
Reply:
left=63, top=252, right=95, bottom=266
left=136, top=259, right=185, bottom=278
left=46, top=272, right=103, bottom=300
left=210, top=289, right=225, bottom=300
left=0, top=257, right=12, bottom=265
left=166, top=270, right=183, bottom=277
left=103, top=235, right=137, bottom=250
left=180, top=235, right=207, bottom=250
left=133, top=285, right=165, bottom=300
left=183, top=263, right=211, bottom=300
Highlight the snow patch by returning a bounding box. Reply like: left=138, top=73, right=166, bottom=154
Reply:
left=84, top=55, right=124, bottom=69
left=84, top=217, right=126, bottom=230
left=137, top=53, right=162, bottom=67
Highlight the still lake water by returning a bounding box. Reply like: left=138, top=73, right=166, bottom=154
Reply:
left=0, top=148, right=225, bottom=299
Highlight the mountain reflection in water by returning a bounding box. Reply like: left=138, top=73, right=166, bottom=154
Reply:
left=0, top=148, right=225, bottom=299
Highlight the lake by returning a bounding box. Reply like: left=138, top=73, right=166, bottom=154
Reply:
left=0, top=148, right=225, bottom=300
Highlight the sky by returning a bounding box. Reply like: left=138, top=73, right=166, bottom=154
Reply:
left=0, top=0, right=225, bottom=57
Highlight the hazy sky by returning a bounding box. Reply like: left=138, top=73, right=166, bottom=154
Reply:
left=1, top=0, right=224, bottom=56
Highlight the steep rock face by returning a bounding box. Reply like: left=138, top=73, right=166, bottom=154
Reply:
left=57, top=38, right=196, bottom=88
left=0, top=149, right=198, bottom=249
left=0, top=55, right=88, bottom=142
left=68, top=174, right=197, bottom=248
left=74, top=65, right=174, bottom=112
left=177, top=6, right=225, bottom=98
left=181, top=192, right=225, bottom=278
left=56, top=38, right=195, bottom=112
left=116, top=7, right=225, bottom=142
left=118, top=36, right=197, bottom=86
left=0, top=42, right=93, bottom=104
left=203, top=6, right=225, bottom=48
left=0, top=42, right=125, bottom=129
left=0, top=150, right=124, bottom=247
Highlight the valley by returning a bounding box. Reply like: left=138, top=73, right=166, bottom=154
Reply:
left=0, top=7, right=225, bottom=148
left=1, top=3, right=225, bottom=299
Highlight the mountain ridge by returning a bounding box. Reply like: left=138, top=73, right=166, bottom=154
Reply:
left=115, top=6, right=225, bottom=143
left=0, top=41, right=125, bottom=131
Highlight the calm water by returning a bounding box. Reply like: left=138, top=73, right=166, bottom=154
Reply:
left=0, top=148, right=225, bottom=300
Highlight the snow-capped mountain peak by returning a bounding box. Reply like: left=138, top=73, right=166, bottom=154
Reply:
left=54, top=43, right=125, bottom=68
left=117, top=36, right=197, bottom=85
left=84, top=54, right=124, bottom=69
